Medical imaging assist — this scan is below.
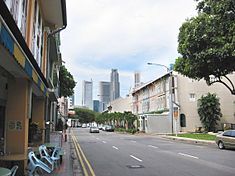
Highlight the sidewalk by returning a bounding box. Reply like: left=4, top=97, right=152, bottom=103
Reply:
left=135, top=132, right=216, bottom=146
left=160, top=135, right=216, bottom=146
left=45, top=131, right=83, bottom=176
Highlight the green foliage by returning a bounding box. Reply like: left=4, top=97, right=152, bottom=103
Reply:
left=197, top=93, right=222, bottom=132
left=115, top=127, right=137, bottom=134
left=171, top=133, right=216, bottom=141
left=59, top=65, right=76, bottom=97
left=175, top=0, right=235, bottom=94
left=95, top=111, right=138, bottom=129
left=74, top=108, right=96, bottom=123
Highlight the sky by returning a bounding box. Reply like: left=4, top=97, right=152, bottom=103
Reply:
left=60, top=0, right=198, bottom=105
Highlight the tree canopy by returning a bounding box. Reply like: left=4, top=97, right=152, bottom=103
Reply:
left=59, top=65, right=76, bottom=97
left=74, top=108, right=96, bottom=124
left=174, top=0, right=235, bottom=94
left=197, top=93, right=222, bottom=132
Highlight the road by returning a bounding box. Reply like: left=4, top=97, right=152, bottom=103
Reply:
left=71, top=128, right=235, bottom=176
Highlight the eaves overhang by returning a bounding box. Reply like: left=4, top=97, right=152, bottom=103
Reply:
left=132, top=72, right=171, bottom=95
left=39, top=0, right=67, bottom=29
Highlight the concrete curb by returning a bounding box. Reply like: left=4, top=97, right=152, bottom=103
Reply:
left=162, top=135, right=217, bottom=146
left=69, top=135, right=83, bottom=176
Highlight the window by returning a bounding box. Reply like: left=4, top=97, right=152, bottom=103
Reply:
left=223, top=131, right=232, bottom=137
left=31, top=0, right=43, bottom=67
left=231, top=131, right=235, bottom=137
left=189, top=93, right=196, bottom=102
left=180, top=114, right=186, bottom=127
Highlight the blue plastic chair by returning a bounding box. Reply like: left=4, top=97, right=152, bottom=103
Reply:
left=27, top=151, right=52, bottom=176
left=38, top=145, right=55, bottom=171
left=51, top=146, right=61, bottom=168
left=10, top=165, right=18, bottom=176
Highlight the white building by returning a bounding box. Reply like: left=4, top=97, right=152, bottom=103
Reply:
left=82, top=80, right=93, bottom=110
left=108, top=95, right=132, bottom=113
left=132, top=72, right=235, bottom=133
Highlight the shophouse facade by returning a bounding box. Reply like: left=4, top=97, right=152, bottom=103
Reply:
left=0, top=0, right=67, bottom=173
left=132, top=71, right=235, bottom=133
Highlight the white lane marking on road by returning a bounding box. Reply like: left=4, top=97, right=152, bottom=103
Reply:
left=130, top=155, right=143, bottom=162
left=102, top=141, right=107, bottom=143
left=96, top=138, right=100, bottom=140
left=112, top=146, right=119, bottom=150
left=131, top=140, right=136, bottom=143
left=178, top=153, right=199, bottom=159
left=148, top=145, right=159, bottom=149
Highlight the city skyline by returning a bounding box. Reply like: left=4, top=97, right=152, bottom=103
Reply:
left=61, top=0, right=198, bottom=105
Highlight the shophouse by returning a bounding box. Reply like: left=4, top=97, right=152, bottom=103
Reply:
left=0, top=0, right=66, bottom=174
left=132, top=71, right=235, bottom=133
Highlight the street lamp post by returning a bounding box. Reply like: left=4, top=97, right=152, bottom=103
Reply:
left=147, top=62, right=176, bottom=135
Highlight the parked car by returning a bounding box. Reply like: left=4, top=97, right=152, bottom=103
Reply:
left=215, top=130, right=235, bottom=149
left=90, top=127, right=99, bottom=133
left=102, top=125, right=108, bottom=131
left=98, top=124, right=103, bottom=130
left=105, top=125, right=114, bottom=132
left=82, top=124, right=87, bottom=128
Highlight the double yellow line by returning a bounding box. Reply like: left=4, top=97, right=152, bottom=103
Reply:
left=71, top=133, right=96, bottom=176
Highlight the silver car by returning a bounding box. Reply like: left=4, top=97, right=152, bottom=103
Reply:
left=215, top=130, right=235, bottom=149
left=90, top=127, right=99, bottom=133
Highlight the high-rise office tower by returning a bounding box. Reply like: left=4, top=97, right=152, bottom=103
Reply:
left=82, top=80, right=93, bottom=110
left=134, top=71, right=140, bottom=88
left=110, top=69, right=120, bottom=101
left=99, top=81, right=110, bottom=111
left=93, top=100, right=100, bottom=112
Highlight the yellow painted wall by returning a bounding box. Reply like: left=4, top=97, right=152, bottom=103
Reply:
left=5, top=78, right=29, bottom=154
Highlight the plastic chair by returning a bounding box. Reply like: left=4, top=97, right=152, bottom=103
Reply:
left=38, top=145, right=55, bottom=171
left=10, top=165, right=18, bottom=176
left=27, top=151, right=52, bottom=176
left=51, top=146, right=61, bottom=168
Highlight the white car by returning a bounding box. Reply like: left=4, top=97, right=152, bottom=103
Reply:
left=90, top=127, right=99, bottom=133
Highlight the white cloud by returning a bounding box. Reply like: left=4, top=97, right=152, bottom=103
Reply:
left=60, top=0, right=197, bottom=105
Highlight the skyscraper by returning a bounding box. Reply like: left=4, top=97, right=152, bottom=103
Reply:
left=110, top=69, right=120, bottom=101
left=93, top=100, right=100, bottom=112
left=82, top=80, right=93, bottom=110
left=99, top=81, right=110, bottom=111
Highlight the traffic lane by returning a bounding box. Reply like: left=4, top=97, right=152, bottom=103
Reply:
left=120, top=134, right=235, bottom=169
left=104, top=135, right=235, bottom=176
left=73, top=129, right=235, bottom=176
left=73, top=131, right=157, bottom=176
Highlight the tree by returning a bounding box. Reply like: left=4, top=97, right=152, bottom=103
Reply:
left=74, top=108, right=96, bottom=124
left=174, top=0, right=235, bottom=94
left=123, top=111, right=137, bottom=129
left=197, top=93, right=222, bottom=132
left=59, top=65, right=76, bottom=97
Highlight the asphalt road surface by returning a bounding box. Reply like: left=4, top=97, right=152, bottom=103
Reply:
left=72, top=128, right=235, bottom=176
